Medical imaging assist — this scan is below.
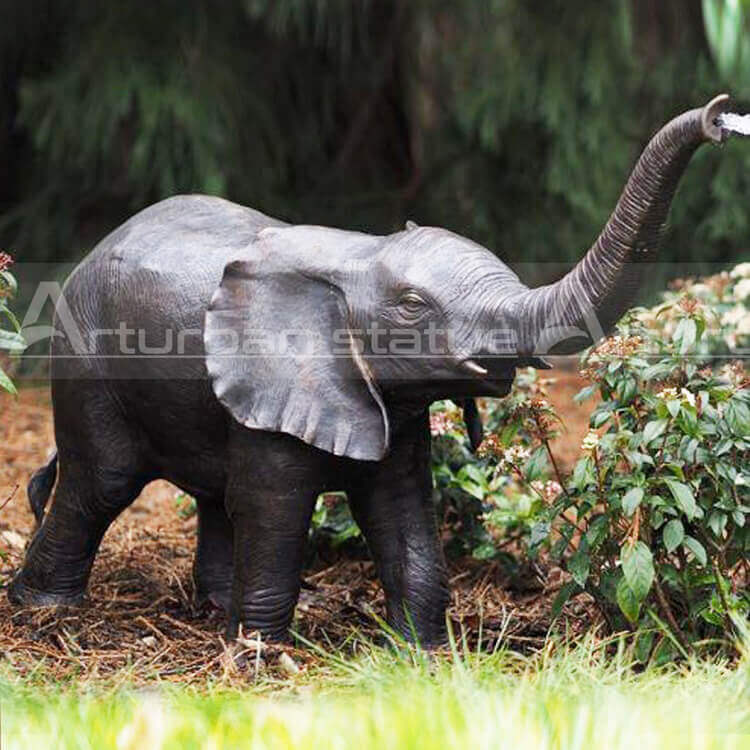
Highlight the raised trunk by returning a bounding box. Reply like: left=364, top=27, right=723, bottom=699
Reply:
left=509, top=94, right=732, bottom=355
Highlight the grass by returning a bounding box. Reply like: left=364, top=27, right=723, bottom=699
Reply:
left=2, top=633, right=749, bottom=749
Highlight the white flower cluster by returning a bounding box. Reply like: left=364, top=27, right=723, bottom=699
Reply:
left=498, top=445, right=531, bottom=472
left=656, top=386, right=696, bottom=407
left=531, top=479, right=563, bottom=502
left=581, top=430, right=600, bottom=452
left=721, top=305, right=750, bottom=336
left=720, top=362, right=746, bottom=386
left=656, top=386, right=678, bottom=399
left=734, top=277, right=750, bottom=301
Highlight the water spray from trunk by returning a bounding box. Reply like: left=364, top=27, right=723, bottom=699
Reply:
left=717, top=112, right=750, bottom=136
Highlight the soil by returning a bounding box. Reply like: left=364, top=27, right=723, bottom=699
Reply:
left=0, top=369, right=595, bottom=685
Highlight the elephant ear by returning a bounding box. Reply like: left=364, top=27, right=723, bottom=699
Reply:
left=204, top=255, right=389, bottom=461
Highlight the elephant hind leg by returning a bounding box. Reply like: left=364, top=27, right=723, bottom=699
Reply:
left=9, top=378, right=154, bottom=607
left=193, top=494, right=234, bottom=612
left=8, top=457, right=150, bottom=607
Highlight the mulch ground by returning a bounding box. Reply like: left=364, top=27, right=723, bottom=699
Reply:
left=0, top=370, right=596, bottom=686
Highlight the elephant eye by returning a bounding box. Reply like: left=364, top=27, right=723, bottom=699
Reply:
left=398, top=291, right=429, bottom=316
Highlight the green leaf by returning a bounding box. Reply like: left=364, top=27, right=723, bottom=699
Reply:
left=643, top=362, right=674, bottom=381
left=459, top=482, right=484, bottom=501
left=572, top=457, right=593, bottom=489
left=621, top=541, right=654, bottom=601
left=585, top=514, right=609, bottom=550
left=674, top=317, right=697, bottom=354
left=622, top=487, right=644, bottom=517
left=551, top=581, right=580, bottom=619
left=529, top=521, right=551, bottom=549
left=708, top=510, right=727, bottom=538
left=332, top=522, right=361, bottom=547
left=524, top=446, right=549, bottom=482
left=462, top=464, right=487, bottom=486
left=568, top=549, right=590, bottom=588
left=0, top=306, right=21, bottom=332
left=666, top=399, right=681, bottom=418
left=712, top=438, right=732, bottom=457
left=574, top=384, right=598, bottom=403
left=499, top=423, right=519, bottom=446
left=660, top=563, right=680, bottom=588
left=616, top=576, right=642, bottom=624
left=472, top=542, right=498, bottom=561
left=683, top=536, right=707, bottom=566
left=643, top=419, right=668, bottom=445
left=678, top=406, right=699, bottom=435
left=664, top=463, right=685, bottom=481
left=0, top=329, right=26, bottom=353
left=663, top=478, right=697, bottom=520
left=591, top=410, right=610, bottom=428
left=634, top=630, right=655, bottom=664
left=0, top=366, right=17, bottom=395
left=616, top=376, right=637, bottom=404
left=662, top=519, right=684, bottom=553
left=725, top=399, right=750, bottom=437
left=651, top=509, right=665, bottom=528
left=625, top=450, right=654, bottom=468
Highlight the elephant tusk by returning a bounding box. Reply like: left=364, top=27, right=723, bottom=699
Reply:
left=458, top=359, right=488, bottom=377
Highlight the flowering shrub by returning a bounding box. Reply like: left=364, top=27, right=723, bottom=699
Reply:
left=487, top=266, right=749, bottom=659
left=633, top=262, right=750, bottom=355
left=559, top=348, right=747, bottom=654
left=0, top=252, right=24, bottom=394
left=430, top=370, right=554, bottom=562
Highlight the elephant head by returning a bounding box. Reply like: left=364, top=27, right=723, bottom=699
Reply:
left=205, top=94, right=734, bottom=461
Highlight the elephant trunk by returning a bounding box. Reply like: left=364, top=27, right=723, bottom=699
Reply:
left=509, top=94, right=732, bottom=355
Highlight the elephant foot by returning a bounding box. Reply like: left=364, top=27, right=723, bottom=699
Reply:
left=7, top=571, right=85, bottom=608
left=223, top=585, right=299, bottom=644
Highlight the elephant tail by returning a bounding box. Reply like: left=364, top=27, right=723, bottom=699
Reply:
left=28, top=451, right=58, bottom=525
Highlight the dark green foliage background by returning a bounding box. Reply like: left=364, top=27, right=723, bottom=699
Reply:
left=0, top=1, right=748, bottom=285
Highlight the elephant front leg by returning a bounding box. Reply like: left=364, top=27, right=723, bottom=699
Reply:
left=348, top=411, right=449, bottom=647
left=224, top=429, right=324, bottom=642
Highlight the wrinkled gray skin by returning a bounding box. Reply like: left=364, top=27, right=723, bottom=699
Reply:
left=9, top=96, right=735, bottom=645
